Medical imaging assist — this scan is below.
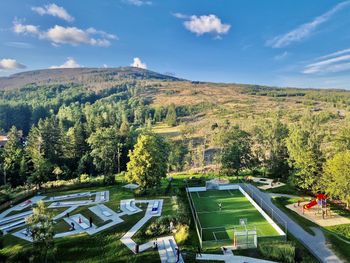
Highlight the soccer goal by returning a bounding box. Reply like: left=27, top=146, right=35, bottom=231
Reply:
left=233, top=218, right=258, bottom=249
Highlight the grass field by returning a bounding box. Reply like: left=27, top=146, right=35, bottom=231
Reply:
left=190, top=189, right=279, bottom=242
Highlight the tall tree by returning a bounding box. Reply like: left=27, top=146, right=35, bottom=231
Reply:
left=87, top=127, right=121, bottom=175
left=254, top=115, right=290, bottom=178
left=218, top=126, right=254, bottom=176
left=2, top=126, right=24, bottom=186
left=126, top=132, right=169, bottom=189
left=333, top=124, right=350, bottom=152
left=321, top=151, right=350, bottom=209
left=165, top=104, right=177, bottom=127
left=286, top=114, right=324, bottom=191
left=26, top=201, right=55, bottom=263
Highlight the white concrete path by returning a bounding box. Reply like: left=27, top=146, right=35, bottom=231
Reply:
left=196, top=247, right=275, bottom=263
left=0, top=195, right=45, bottom=219
left=120, top=199, right=163, bottom=252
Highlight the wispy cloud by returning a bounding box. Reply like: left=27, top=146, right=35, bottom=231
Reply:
left=174, top=13, right=231, bottom=37
left=4, top=41, right=33, bottom=49
left=267, top=1, right=350, bottom=48
left=131, top=57, right=147, bottom=69
left=32, top=3, right=74, bottom=22
left=0, top=58, right=26, bottom=70
left=303, top=48, right=350, bottom=74
left=13, top=20, right=117, bottom=47
left=50, top=57, right=81, bottom=68
left=124, top=0, right=152, bottom=6
left=274, top=51, right=289, bottom=61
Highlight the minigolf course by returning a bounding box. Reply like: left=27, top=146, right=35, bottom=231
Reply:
left=0, top=189, right=184, bottom=263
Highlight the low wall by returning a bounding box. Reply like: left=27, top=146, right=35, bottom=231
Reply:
left=237, top=185, right=285, bottom=236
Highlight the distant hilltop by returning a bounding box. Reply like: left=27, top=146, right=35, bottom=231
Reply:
left=0, top=67, right=182, bottom=90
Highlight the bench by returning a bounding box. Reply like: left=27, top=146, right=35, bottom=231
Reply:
left=151, top=201, right=159, bottom=214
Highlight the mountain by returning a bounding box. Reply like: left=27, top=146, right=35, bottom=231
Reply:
left=0, top=67, right=181, bottom=90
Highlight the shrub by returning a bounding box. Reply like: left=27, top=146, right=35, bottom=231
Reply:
left=79, top=174, right=90, bottom=183
left=174, top=224, right=189, bottom=244
left=258, top=241, right=295, bottom=263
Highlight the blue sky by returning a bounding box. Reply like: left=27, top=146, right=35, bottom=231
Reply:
left=1, top=0, right=350, bottom=89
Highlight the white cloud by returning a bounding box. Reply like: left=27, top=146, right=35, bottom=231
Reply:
left=175, top=14, right=231, bottom=37
left=50, top=58, right=81, bottom=69
left=267, top=1, right=350, bottom=48
left=131, top=57, right=147, bottom=69
left=32, top=3, right=74, bottom=22
left=0, top=58, right=26, bottom=70
left=274, top=51, right=289, bottom=61
left=303, top=49, right=350, bottom=74
left=13, top=21, right=117, bottom=47
left=124, top=0, right=152, bottom=6
left=172, top=13, right=189, bottom=19
left=13, top=20, right=40, bottom=35
left=4, top=41, right=33, bottom=48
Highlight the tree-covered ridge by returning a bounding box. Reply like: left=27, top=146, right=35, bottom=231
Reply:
left=0, top=67, right=349, bottom=209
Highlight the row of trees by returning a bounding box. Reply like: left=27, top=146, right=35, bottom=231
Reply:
left=214, top=113, right=349, bottom=207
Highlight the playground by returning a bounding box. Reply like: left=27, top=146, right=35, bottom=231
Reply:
left=286, top=194, right=350, bottom=227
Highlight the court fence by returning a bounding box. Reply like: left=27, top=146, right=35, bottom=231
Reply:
left=185, top=181, right=288, bottom=249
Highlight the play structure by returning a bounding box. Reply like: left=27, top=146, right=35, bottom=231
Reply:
left=302, top=193, right=331, bottom=219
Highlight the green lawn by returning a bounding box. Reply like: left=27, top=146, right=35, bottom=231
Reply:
left=190, top=189, right=279, bottom=242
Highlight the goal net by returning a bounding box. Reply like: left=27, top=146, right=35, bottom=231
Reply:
left=233, top=218, right=257, bottom=249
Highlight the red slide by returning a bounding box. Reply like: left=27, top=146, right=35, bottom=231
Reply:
left=304, top=199, right=317, bottom=210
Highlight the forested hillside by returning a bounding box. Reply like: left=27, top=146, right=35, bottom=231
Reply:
left=0, top=67, right=349, bottom=208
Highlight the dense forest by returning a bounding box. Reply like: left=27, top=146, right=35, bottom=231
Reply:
left=0, top=67, right=349, bottom=208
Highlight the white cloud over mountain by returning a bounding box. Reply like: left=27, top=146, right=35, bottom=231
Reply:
left=131, top=57, right=147, bottom=69
left=13, top=20, right=116, bottom=47
left=303, top=48, right=350, bottom=74
left=50, top=58, right=81, bottom=68
left=0, top=58, right=26, bottom=70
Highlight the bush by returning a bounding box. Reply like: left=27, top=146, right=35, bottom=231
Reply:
left=174, top=224, right=189, bottom=244
left=258, top=241, right=295, bottom=263
left=145, top=215, right=189, bottom=237
left=79, top=174, right=90, bottom=183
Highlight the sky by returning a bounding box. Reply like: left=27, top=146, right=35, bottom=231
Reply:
left=0, top=0, right=350, bottom=89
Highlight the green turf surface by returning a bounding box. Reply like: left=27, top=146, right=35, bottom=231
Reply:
left=190, top=189, right=279, bottom=241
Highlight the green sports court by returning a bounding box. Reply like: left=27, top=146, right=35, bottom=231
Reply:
left=189, top=189, right=281, bottom=243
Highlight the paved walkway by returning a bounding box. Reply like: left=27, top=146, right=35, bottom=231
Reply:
left=120, top=199, right=163, bottom=252
left=196, top=247, right=275, bottom=263
left=240, top=184, right=343, bottom=263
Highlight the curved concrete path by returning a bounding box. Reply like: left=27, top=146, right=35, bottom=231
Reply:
left=241, top=184, right=343, bottom=263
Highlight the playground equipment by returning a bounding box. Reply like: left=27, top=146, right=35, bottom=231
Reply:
left=303, top=194, right=327, bottom=210
left=303, top=194, right=331, bottom=219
